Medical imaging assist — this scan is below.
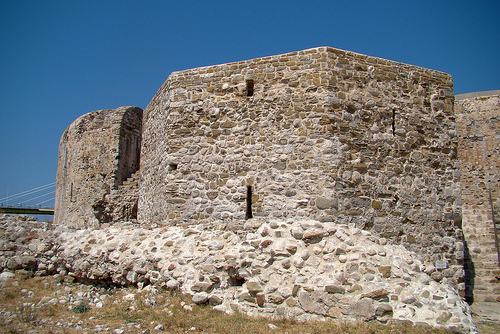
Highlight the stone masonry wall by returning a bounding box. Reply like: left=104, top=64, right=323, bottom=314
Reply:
left=455, top=91, right=500, bottom=302
left=0, top=214, right=477, bottom=333
left=139, top=47, right=462, bottom=270
left=54, top=106, right=143, bottom=228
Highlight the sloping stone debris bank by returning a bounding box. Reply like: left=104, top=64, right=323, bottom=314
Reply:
left=0, top=214, right=476, bottom=333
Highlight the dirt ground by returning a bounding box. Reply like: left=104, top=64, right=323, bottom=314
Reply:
left=470, top=302, right=500, bottom=334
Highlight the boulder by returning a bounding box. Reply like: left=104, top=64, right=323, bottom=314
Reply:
left=192, top=292, right=209, bottom=304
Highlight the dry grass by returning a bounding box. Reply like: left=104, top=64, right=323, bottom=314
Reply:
left=0, top=272, right=454, bottom=334
left=474, top=321, right=500, bottom=334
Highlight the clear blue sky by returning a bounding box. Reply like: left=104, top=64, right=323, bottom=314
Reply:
left=0, top=0, right=499, bottom=209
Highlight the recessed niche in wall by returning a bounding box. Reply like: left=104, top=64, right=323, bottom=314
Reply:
left=246, top=80, right=254, bottom=97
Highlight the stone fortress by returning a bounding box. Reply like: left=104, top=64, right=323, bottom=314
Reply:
left=455, top=90, right=500, bottom=303
left=53, top=47, right=499, bottom=329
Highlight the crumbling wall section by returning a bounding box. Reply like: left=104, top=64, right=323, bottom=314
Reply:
left=54, top=106, right=143, bottom=228
left=0, top=214, right=476, bottom=332
left=139, top=47, right=462, bottom=270
left=455, top=91, right=500, bottom=302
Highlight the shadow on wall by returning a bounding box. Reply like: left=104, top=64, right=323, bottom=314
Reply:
left=463, top=236, right=475, bottom=305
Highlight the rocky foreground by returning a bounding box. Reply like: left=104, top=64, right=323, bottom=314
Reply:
left=0, top=214, right=476, bottom=333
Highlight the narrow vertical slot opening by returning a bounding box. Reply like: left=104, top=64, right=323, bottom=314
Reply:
left=70, top=183, right=74, bottom=202
left=246, top=186, right=253, bottom=219
left=246, top=80, right=254, bottom=97
left=392, top=109, right=396, bottom=136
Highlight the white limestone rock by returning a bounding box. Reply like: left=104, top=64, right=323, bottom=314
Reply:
left=192, top=292, right=209, bottom=304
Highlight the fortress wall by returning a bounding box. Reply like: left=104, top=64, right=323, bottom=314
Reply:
left=139, top=47, right=463, bottom=272
left=54, top=106, right=142, bottom=228
left=116, top=109, right=143, bottom=185
left=455, top=92, right=500, bottom=302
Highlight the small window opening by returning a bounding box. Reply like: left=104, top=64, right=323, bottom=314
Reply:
left=168, top=164, right=178, bottom=171
left=246, top=186, right=253, bottom=219
left=246, top=80, right=254, bottom=97
left=392, top=109, right=396, bottom=136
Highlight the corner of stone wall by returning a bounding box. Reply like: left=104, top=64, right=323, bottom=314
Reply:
left=55, top=106, right=143, bottom=228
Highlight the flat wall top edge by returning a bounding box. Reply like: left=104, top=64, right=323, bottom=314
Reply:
left=164, top=46, right=452, bottom=79
left=455, top=90, right=500, bottom=100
